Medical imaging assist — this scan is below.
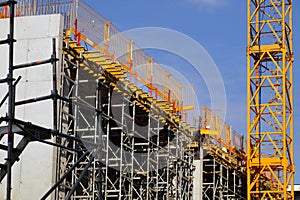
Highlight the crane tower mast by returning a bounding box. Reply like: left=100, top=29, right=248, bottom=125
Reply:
left=247, top=0, right=294, bottom=199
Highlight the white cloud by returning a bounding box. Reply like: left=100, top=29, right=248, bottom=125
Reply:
left=186, top=0, right=227, bottom=7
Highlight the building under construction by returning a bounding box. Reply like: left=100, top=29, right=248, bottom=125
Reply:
left=0, top=0, right=295, bottom=200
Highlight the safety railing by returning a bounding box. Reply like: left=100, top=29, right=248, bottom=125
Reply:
left=0, top=0, right=76, bottom=29
left=76, top=1, right=189, bottom=109
left=0, top=0, right=196, bottom=124
left=201, top=106, right=245, bottom=153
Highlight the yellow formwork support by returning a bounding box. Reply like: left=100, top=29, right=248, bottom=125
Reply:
left=246, top=1, right=294, bottom=199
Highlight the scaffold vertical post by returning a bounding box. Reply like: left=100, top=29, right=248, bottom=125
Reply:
left=6, top=1, right=16, bottom=200
left=52, top=38, right=58, bottom=132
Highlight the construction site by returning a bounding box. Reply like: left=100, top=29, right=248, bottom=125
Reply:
left=0, top=0, right=296, bottom=199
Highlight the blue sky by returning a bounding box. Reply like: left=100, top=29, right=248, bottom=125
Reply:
left=83, top=0, right=300, bottom=183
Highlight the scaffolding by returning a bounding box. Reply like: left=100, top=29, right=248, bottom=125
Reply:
left=202, top=154, right=246, bottom=200
left=0, top=2, right=64, bottom=199
left=197, top=106, right=247, bottom=200
left=0, top=2, right=97, bottom=199
left=0, top=0, right=196, bottom=123
left=0, top=1, right=254, bottom=199
left=48, top=32, right=195, bottom=199
left=0, top=1, right=195, bottom=199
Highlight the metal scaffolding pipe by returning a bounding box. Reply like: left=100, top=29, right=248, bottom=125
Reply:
left=13, top=58, right=56, bottom=70
left=6, top=1, right=16, bottom=199
left=0, top=1, right=9, bottom=6
left=15, top=94, right=53, bottom=106
left=41, top=151, right=89, bottom=200
left=0, top=76, right=21, bottom=108
left=65, top=156, right=94, bottom=199
left=0, top=38, right=9, bottom=45
left=52, top=38, right=58, bottom=132
left=14, top=123, right=84, bottom=153
left=97, top=80, right=103, bottom=200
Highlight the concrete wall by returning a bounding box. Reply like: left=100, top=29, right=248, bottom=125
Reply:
left=0, top=14, right=63, bottom=199
left=193, top=160, right=202, bottom=200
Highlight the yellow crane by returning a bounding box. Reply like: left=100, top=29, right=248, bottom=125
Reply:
left=247, top=0, right=294, bottom=199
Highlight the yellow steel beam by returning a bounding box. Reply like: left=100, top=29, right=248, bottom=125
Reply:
left=246, top=0, right=294, bottom=199
left=200, top=129, right=218, bottom=135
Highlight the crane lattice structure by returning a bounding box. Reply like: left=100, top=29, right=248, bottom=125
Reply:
left=246, top=0, right=294, bottom=199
